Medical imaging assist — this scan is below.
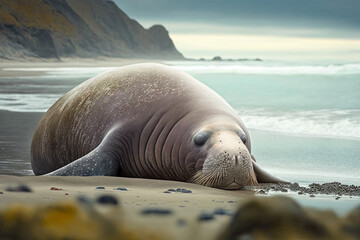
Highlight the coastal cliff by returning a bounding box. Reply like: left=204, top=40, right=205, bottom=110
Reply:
left=0, top=0, right=184, bottom=60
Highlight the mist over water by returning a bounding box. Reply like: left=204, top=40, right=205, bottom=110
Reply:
left=0, top=61, right=359, bottom=184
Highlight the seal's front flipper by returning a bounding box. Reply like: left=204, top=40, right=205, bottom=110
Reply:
left=44, top=148, right=120, bottom=176
left=44, top=125, right=124, bottom=176
left=253, top=161, right=289, bottom=183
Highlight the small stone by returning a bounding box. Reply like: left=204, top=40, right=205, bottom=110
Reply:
left=335, top=196, right=340, bottom=200
left=50, top=187, right=62, bottom=190
left=227, top=201, right=234, bottom=203
left=96, top=186, right=105, bottom=189
left=97, top=195, right=119, bottom=205
left=167, top=189, right=176, bottom=192
left=141, top=208, right=172, bottom=215
left=114, top=187, right=128, bottom=191
left=310, top=194, right=315, bottom=198
left=0, top=192, right=3, bottom=194
left=65, top=193, right=69, bottom=195
left=298, top=191, right=304, bottom=195
left=6, top=184, right=32, bottom=192
left=198, top=213, right=214, bottom=221
left=182, top=189, right=192, bottom=193
left=280, top=188, right=288, bottom=192
left=214, top=208, right=227, bottom=215
left=178, top=205, right=185, bottom=208
left=163, top=191, right=171, bottom=193
left=258, top=190, right=267, bottom=194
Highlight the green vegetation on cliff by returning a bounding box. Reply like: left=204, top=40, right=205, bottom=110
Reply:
left=0, top=0, right=184, bottom=60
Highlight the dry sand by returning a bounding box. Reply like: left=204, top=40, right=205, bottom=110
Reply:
left=0, top=175, right=253, bottom=240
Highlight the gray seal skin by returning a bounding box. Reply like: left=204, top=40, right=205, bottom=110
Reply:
left=31, top=63, right=286, bottom=189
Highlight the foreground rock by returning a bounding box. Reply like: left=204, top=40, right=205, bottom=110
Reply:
left=0, top=195, right=164, bottom=240
left=219, top=196, right=360, bottom=240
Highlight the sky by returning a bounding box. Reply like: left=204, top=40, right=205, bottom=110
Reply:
left=114, top=0, right=360, bottom=63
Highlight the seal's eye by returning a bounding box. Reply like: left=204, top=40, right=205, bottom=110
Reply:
left=240, top=134, right=247, bottom=144
left=194, top=132, right=209, bottom=147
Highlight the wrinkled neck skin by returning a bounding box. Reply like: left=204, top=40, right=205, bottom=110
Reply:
left=187, top=117, right=258, bottom=190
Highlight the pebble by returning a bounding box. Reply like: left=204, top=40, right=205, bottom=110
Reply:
left=310, top=194, right=315, bottom=198
left=97, top=195, right=119, bottom=205
left=178, top=205, right=185, bottom=208
left=6, top=184, right=32, bottom=192
left=335, top=196, right=341, bottom=200
left=227, top=201, right=234, bottom=203
left=0, top=191, right=3, bottom=194
left=175, top=188, right=192, bottom=193
left=198, top=213, right=214, bottom=221
left=114, top=187, right=127, bottom=191
left=163, top=191, right=171, bottom=193
left=167, top=189, right=176, bottom=192
left=50, top=187, right=62, bottom=190
left=96, top=186, right=105, bottom=189
left=257, top=190, right=267, bottom=194
left=258, top=182, right=360, bottom=197
left=213, top=208, right=227, bottom=215
left=141, top=208, right=172, bottom=215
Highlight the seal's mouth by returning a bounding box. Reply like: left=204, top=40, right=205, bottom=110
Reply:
left=188, top=158, right=258, bottom=189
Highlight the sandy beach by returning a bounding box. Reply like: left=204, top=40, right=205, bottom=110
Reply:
left=0, top=175, right=252, bottom=240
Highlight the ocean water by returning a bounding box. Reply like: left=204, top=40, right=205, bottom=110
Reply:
left=0, top=61, right=359, bottom=186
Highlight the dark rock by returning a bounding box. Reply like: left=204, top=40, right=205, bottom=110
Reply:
left=96, top=186, right=105, bottom=189
left=96, top=195, right=119, bottom=205
left=163, top=191, right=171, bottom=194
left=257, top=190, right=267, bottom=194
left=6, top=184, right=32, bottom=192
left=198, top=213, right=214, bottom=221
left=212, top=56, right=222, bottom=61
left=0, top=192, right=3, bottom=194
left=167, top=188, right=176, bottom=192
left=114, top=187, right=127, bottom=191
left=335, top=196, right=341, bottom=200
left=214, top=208, right=227, bottom=215
left=310, top=194, right=315, bottom=198
left=50, top=187, right=62, bottom=190
left=175, top=188, right=192, bottom=193
left=141, top=208, right=172, bottom=215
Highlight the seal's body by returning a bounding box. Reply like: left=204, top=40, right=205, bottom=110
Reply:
left=31, top=63, right=286, bottom=189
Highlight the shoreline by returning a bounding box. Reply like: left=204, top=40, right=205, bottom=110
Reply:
left=0, top=57, right=165, bottom=78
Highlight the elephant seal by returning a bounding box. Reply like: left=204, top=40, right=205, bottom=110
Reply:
left=31, top=63, right=286, bottom=189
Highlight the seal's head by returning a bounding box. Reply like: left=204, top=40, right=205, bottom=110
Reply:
left=188, top=119, right=258, bottom=189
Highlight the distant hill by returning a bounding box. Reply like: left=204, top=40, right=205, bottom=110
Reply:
left=0, top=0, right=184, bottom=60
